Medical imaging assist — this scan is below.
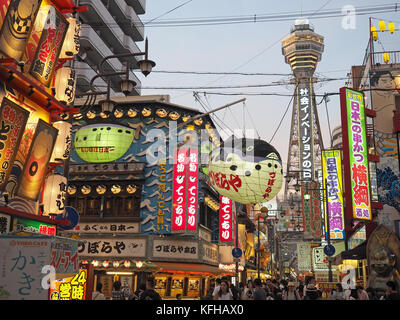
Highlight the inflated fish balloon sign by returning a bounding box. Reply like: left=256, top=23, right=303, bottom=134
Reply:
left=208, top=137, right=283, bottom=204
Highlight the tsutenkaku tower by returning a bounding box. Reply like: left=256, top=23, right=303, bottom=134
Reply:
left=282, top=19, right=325, bottom=196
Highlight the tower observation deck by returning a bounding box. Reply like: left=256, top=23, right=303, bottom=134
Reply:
left=282, top=19, right=325, bottom=199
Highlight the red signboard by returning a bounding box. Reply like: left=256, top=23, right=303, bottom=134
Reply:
left=219, top=195, right=233, bottom=242
left=172, top=148, right=187, bottom=232
left=29, top=7, right=69, bottom=86
left=0, top=98, right=29, bottom=190
left=186, top=148, right=198, bottom=231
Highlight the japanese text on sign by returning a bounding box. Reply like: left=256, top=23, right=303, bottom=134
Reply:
left=186, top=149, right=198, bottom=231
left=219, top=196, right=233, bottom=242
left=157, top=158, right=167, bottom=231
left=344, top=89, right=371, bottom=220
left=322, top=150, right=345, bottom=240
left=297, top=83, right=314, bottom=181
left=172, top=149, right=187, bottom=232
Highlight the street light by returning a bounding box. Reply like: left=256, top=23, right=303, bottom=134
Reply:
left=76, top=38, right=156, bottom=111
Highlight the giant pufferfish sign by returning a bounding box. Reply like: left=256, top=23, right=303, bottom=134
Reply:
left=208, top=137, right=283, bottom=204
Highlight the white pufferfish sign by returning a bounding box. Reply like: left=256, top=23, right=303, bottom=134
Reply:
left=207, top=137, right=283, bottom=204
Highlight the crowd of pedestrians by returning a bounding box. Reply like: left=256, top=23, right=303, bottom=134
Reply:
left=203, top=276, right=400, bottom=300
left=91, top=276, right=400, bottom=300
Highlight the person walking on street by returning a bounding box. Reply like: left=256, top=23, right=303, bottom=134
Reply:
left=303, top=277, right=320, bottom=300
left=92, top=283, right=105, bottom=300
left=330, top=283, right=345, bottom=300
left=381, top=281, right=400, bottom=300
left=132, top=283, right=146, bottom=300
left=140, top=278, right=162, bottom=300
left=253, top=278, right=267, bottom=300
left=282, top=282, right=301, bottom=300
left=111, top=281, right=126, bottom=300
left=214, top=280, right=233, bottom=300
left=242, top=280, right=254, bottom=300
left=366, top=287, right=379, bottom=300
left=348, top=288, right=359, bottom=300
left=356, top=285, right=369, bottom=300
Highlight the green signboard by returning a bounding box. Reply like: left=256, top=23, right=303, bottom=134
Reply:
left=13, top=217, right=56, bottom=236
left=74, top=124, right=134, bottom=163
left=343, top=88, right=371, bottom=220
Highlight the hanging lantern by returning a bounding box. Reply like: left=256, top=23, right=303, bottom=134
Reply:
left=92, top=260, right=99, bottom=267
left=54, top=67, right=76, bottom=105
left=169, top=111, right=180, bottom=120
left=371, top=26, right=378, bottom=41
left=86, top=110, right=96, bottom=119
left=182, top=115, right=191, bottom=122
left=136, top=261, right=143, bottom=268
left=67, top=184, right=77, bottom=195
left=388, top=22, right=395, bottom=34
left=42, top=174, right=67, bottom=216
left=50, top=121, right=72, bottom=163
left=96, top=185, right=107, bottom=194
left=81, top=185, right=92, bottom=195
left=128, top=108, right=138, bottom=117
left=126, top=184, right=137, bottom=194
left=114, top=108, right=124, bottom=118
left=59, top=17, right=81, bottom=58
left=100, top=112, right=110, bottom=119
left=111, top=184, right=121, bottom=194
left=102, top=260, right=109, bottom=268
left=194, top=118, right=203, bottom=126
left=73, top=113, right=83, bottom=120
left=142, top=107, right=152, bottom=117
left=383, top=52, right=390, bottom=63
left=156, top=108, right=168, bottom=118
left=124, top=260, right=131, bottom=268
left=208, top=137, right=283, bottom=204
left=113, top=261, right=120, bottom=268
left=378, top=20, right=386, bottom=32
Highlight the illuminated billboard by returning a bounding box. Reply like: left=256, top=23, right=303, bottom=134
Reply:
left=322, top=150, right=345, bottom=240
left=340, top=88, right=371, bottom=221
left=74, top=124, right=134, bottom=163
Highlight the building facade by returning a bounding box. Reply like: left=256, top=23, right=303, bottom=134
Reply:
left=76, top=0, right=146, bottom=96
left=60, top=95, right=236, bottom=298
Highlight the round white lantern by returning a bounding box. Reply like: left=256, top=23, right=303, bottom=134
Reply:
left=42, top=174, right=68, bottom=216
left=50, top=121, right=72, bottom=163
left=54, top=66, right=76, bottom=105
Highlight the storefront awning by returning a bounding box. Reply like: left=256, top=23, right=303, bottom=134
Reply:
left=331, top=241, right=367, bottom=265
left=153, top=262, right=232, bottom=275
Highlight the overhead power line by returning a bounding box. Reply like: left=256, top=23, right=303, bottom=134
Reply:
left=81, top=3, right=400, bottom=29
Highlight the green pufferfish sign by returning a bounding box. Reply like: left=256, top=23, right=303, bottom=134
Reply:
left=74, top=124, right=134, bottom=163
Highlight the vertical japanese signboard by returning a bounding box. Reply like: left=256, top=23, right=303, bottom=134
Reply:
left=301, top=181, right=323, bottom=240
left=186, top=148, right=198, bottom=232
left=219, top=195, right=233, bottom=243
left=297, top=81, right=314, bottom=182
left=322, top=150, right=345, bottom=240
left=0, top=0, right=42, bottom=60
left=0, top=98, right=29, bottom=190
left=340, top=88, right=371, bottom=221
left=172, top=148, right=187, bottom=232
left=29, top=7, right=69, bottom=87
left=156, top=158, right=167, bottom=232
left=17, top=119, right=58, bottom=201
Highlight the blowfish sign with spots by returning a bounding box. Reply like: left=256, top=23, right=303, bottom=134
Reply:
left=340, top=88, right=371, bottom=221
left=74, top=124, right=134, bottom=163
left=208, top=138, right=283, bottom=204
